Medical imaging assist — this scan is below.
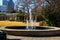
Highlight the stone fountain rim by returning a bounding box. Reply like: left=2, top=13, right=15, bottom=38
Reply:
left=2, top=26, right=60, bottom=37
left=4, top=29, right=60, bottom=31
left=1, top=26, right=60, bottom=31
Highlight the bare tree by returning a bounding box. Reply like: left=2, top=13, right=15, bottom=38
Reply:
left=31, top=0, right=45, bottom=21
left=15, top=0, right=46, bottom=21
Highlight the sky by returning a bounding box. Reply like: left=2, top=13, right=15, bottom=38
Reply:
left=0, top=0, right=2, bottom=5
left=0, top=0, right=17, bottom=5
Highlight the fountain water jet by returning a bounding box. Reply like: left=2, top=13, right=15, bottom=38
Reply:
left=26, top=12, right=34, bottom=29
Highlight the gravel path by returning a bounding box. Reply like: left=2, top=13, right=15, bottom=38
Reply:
left=7, top=35, right=60, bottom=40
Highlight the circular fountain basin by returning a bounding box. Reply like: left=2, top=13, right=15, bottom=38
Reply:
left=4, top=26, right=60, bottom=37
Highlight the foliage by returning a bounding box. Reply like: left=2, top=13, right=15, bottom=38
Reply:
left=37, top=15, right=44, bottom=21
left=43, top=0, right=60, bottom=27
left=18, top=10, right=24, bottom=16
left=10, top=10, right=16, bottom=13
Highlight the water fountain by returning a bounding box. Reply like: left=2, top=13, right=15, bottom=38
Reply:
left=26, top=12, right=34, bottom=30
left=4, top=12, right=60, bottom=37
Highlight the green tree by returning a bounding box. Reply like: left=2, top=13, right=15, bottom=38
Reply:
left=18, top=10, right=24, bottom=15
left=43, top=0, right=60, bottom=27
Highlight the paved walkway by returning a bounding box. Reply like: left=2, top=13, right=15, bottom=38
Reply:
left=7, top=35, right=60, bottom=40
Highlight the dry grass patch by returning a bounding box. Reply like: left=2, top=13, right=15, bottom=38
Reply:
left=0, top=21, right=39, bottom=27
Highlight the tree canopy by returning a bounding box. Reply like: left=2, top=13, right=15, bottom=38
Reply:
left=43, top=0, right=60, bottom=27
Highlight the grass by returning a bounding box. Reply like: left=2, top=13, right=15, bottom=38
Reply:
left=0, top=21, right=39, bottom=27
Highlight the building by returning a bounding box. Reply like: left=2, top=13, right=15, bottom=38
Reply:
left=3, top=0, right=8, bottom=5
left=0, top=13, right=25, bottom=21
left=7, top=0, right=14, bottom=13
left=0, top=0, right=14, bottom=12
left=0, top=5, right=7, bottom=12
left=0, top=0, right=8, bottom=12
